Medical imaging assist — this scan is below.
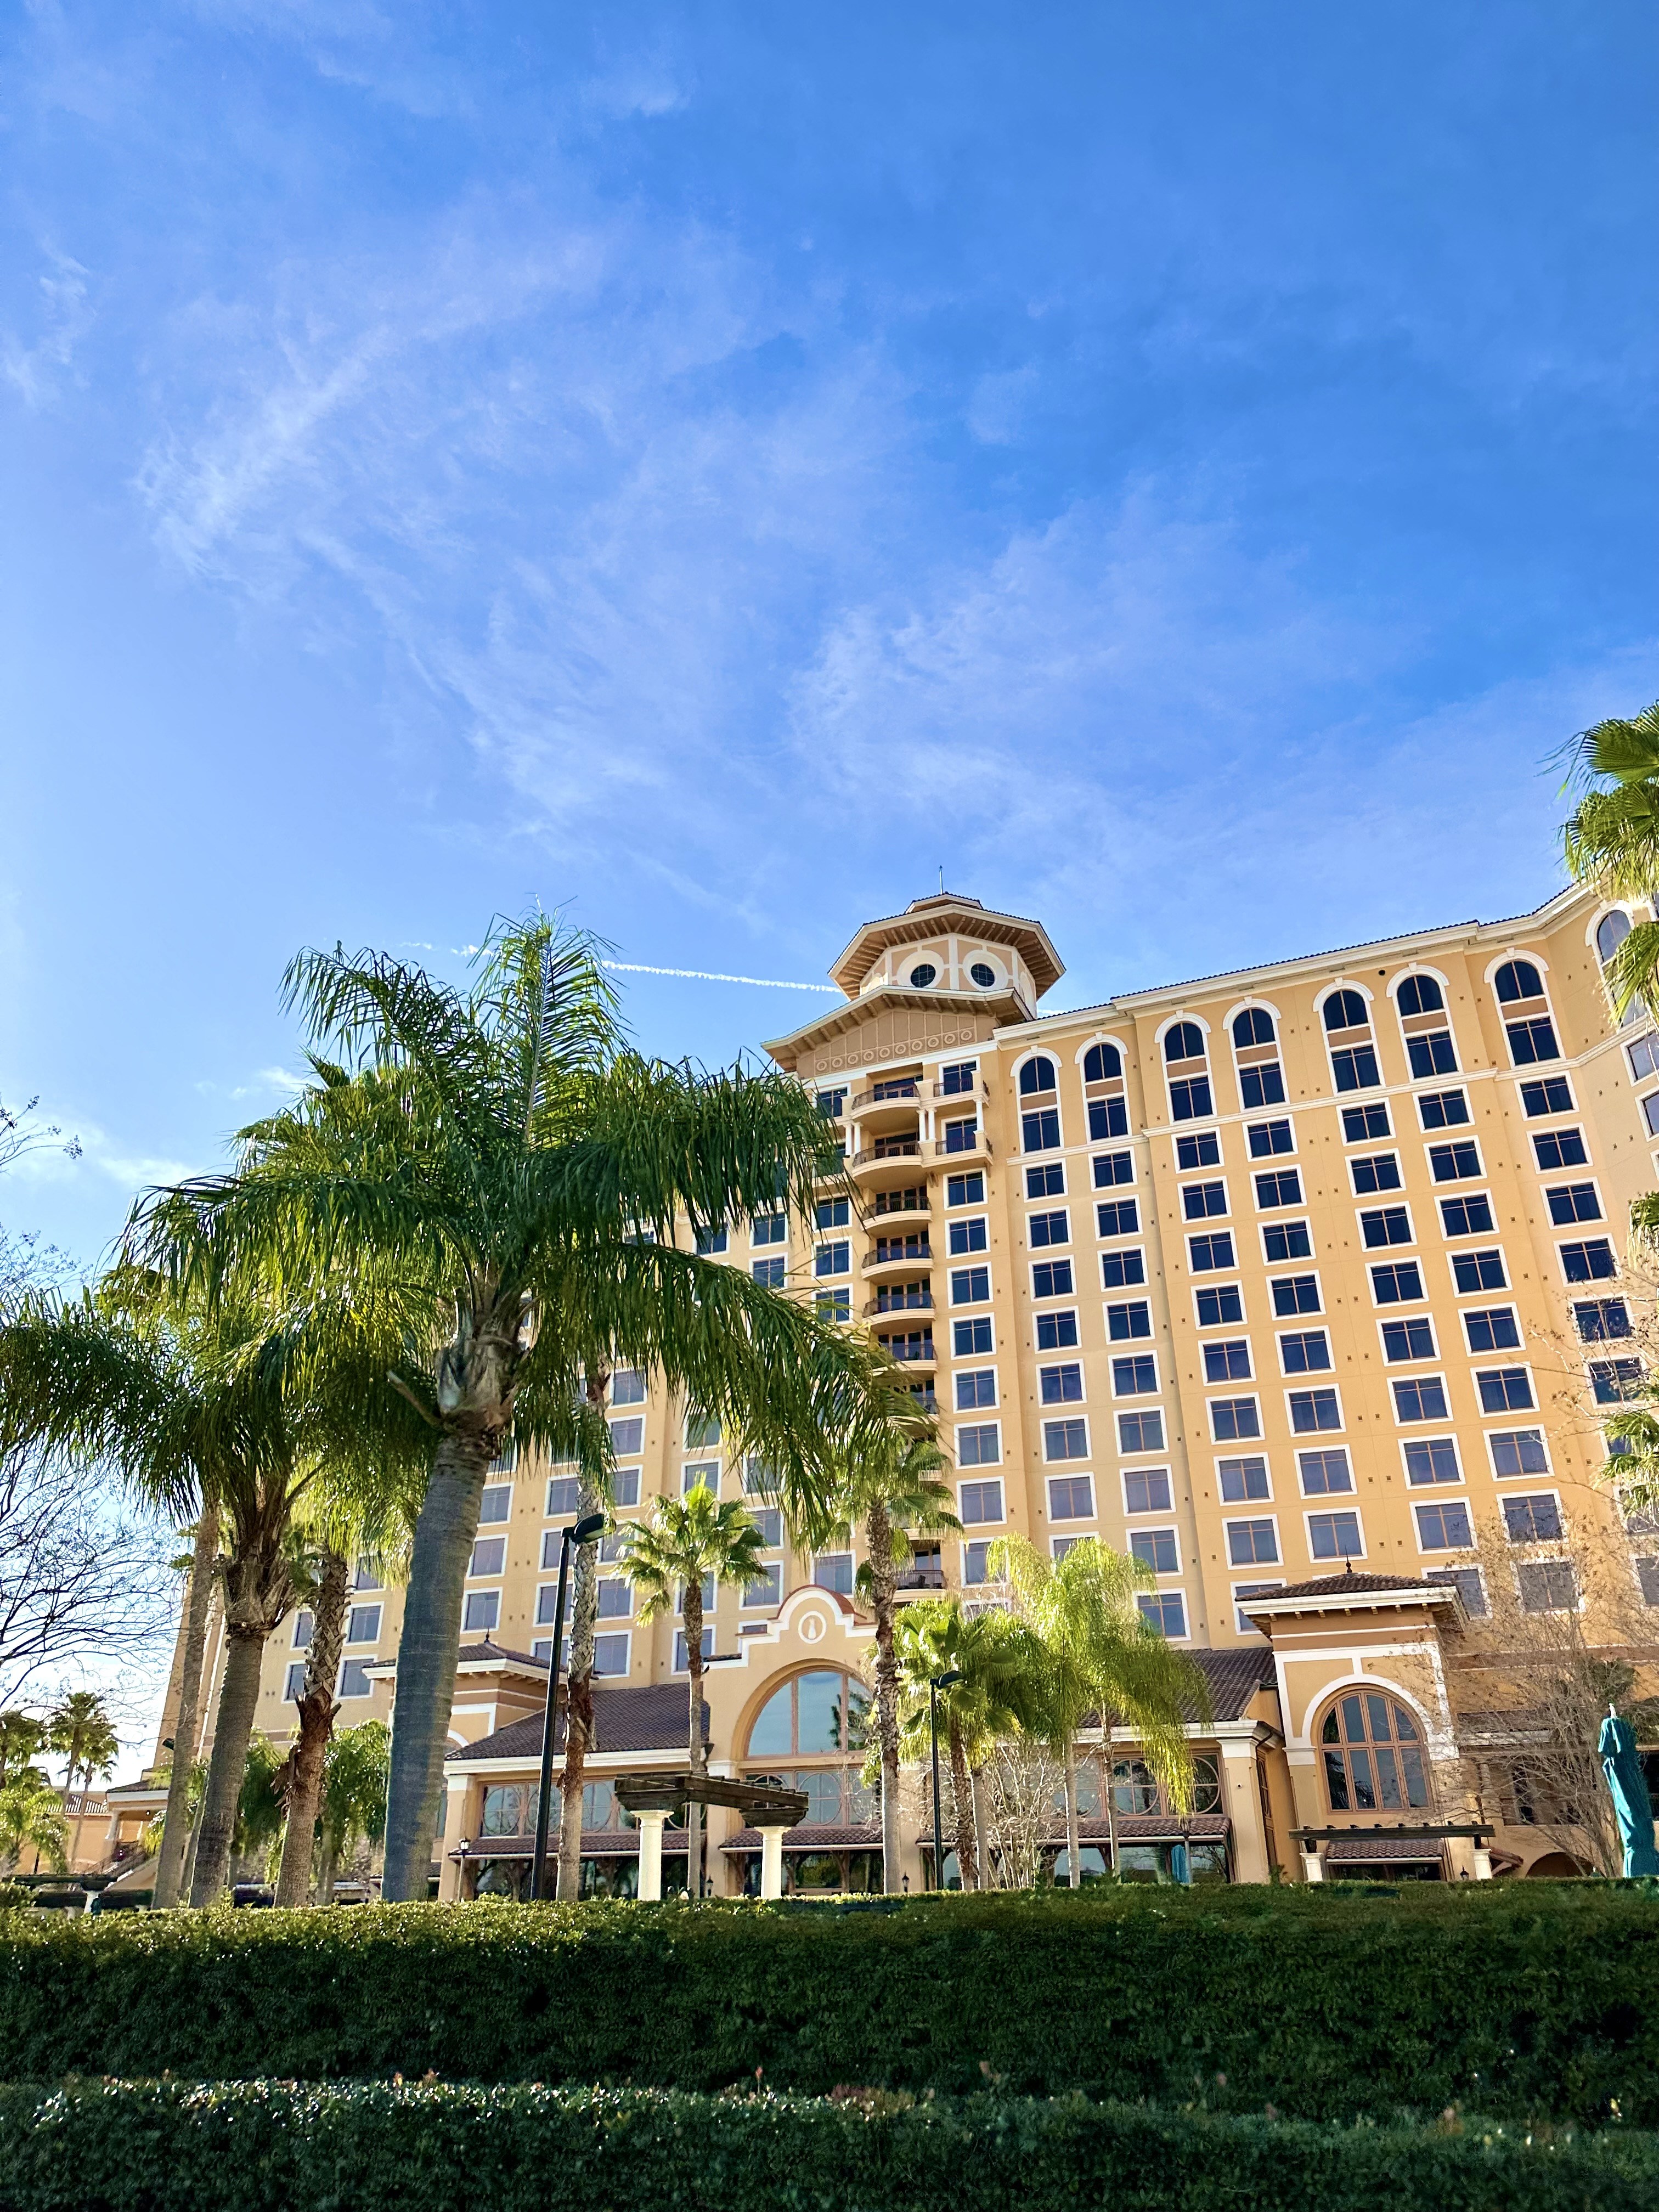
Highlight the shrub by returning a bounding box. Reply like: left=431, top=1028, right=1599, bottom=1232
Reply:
left=0, top=2080, right=1655, bottom=2212
left=0, top=1887, right=1654, bottom=2125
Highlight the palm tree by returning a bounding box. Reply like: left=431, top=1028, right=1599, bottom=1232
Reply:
left=806, top=1378, right=960, bottom=1893
left=0, top=1277, right=426, bottom=1905
left=46, top=1690, right=119, bottom=1871
left=129, top=916, right=873, bottom=1901
left=0, top=1713, right=44, bottom=1788
left=155, top=1506, right=220, bottom=1907
left=270, top=1544, right=348, bottom=1908
left=991, top=1536, right=1206, bottom=1888
left=0, top=1769, right=66, bottom=1875
left=893, top=1598, right=1036, bottom=1889
left=1560, top=701, right=1659, bottom=1018
left=619, top=1482, right=768, bottom=1898
left=315, top=1719, right=390, bottom=1904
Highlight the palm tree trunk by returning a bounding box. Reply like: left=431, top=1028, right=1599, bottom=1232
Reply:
left=274, top=1548, right=348, bottom=1908
left=1099, top=1737, right=1119, bottom=1880
left=315, top=1823, right=340, bottom=1909
left=685, top=1583, right=706, bottom=1900
left=154, top=1508, right=218, bottom=1910
left=381, top=1429, right=493, bottom=1903
left=866, top=1502, right=902, bottom=1894
left=1063, top=1738, right=1082, bottom=1890
left=948, top=1718, right=977, bottom=1892
left=555, top=1482, right=604, bottom=1903
left=188, top=1627, right=267, bottom=1905
left=969, top=1765, right=991, bottom=1889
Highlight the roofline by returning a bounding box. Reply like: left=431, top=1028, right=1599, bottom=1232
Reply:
left=1244, top=1585, right=1464, bottom=1623
left=826, top=895, right=1066, bottom=997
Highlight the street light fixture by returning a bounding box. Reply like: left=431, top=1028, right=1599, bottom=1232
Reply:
left=528, top=1511, right=606, bottom=1901
left=928, top=1669, right=963, bottom=1892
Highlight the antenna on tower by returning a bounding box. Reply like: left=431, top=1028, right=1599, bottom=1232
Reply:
left=938, top=864, right=944, bottom=894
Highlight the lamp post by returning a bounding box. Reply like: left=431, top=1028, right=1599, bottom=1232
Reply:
left=928, top=1669, right=963, bottom=1892
left=529, top=1511, right=606, bottom=1901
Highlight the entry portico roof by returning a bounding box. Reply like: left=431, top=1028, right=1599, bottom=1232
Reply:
left=447, top=1681, right=702, bottom=1763
left=1243, top=1570, right=1466, bottom=1626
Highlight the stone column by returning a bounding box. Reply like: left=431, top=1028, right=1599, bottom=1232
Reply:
left=758, top=1824, right=787, bottom=1900
left=636, top=1809, right=667, bottom=1902
left=1472, top=1843, right=1493, bottom=1881
left=1300, top=1842, right=1325, bottom=1883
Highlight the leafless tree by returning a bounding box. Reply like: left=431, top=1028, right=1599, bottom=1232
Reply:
left=975, top=1737, right=1066, bottom=1890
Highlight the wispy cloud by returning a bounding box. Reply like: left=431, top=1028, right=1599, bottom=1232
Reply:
left=2, top=245, right=95, bottom=408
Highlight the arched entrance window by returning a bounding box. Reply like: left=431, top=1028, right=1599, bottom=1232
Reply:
left=1319, top=1691, right=1431, bottom=1813
left=741, top=1668, right=877, bottom=1894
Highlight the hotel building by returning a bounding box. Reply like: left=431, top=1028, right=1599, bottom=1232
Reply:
left=150, top=882, right=1659, bottom=1893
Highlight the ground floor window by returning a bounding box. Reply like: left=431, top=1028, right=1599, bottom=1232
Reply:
left=736, top=1849, right=884, bottom=1896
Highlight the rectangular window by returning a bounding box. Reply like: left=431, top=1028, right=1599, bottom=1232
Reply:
left=1196, top=1284, right=1245, bottom=1326
left=1233, top=1581, right=1284, bottom=1634
left=1188, top=1232, right=1235, bottom=1271
left=959, top=1477, right=1005, bottom=1524
left=751, top=1212, right=787, bottom=1247
left=815, top=1198, right=850, bottom=1230
left=345, top=1604, right=382, bottom=1645
left=1219, top=1455, right=1271, bottom=1502
left=813, top=1553, right=854, bottom=1595
left=948, top=1216, right=988, bottom=1255
left=1503, top=1493, right=1564, bottom=1543
left=1096, top=1200, right=1140, bottom=1239
left=682, top=1461, right=720, bottom=1497
left=478, top=1483, right=511, bottom=1526
left=815, top=1288, right=851, bottom=1322
left=1271, top=1274, right=1321, bottom=1316
left=338, top=1660, right=373, bottom=1699
left=1176, top=1129, right=1221, bottom=1169
left=1027, top=1162, right=1066, bottom=1198
left=1633, top=1035, right=1659, bottom=1082
left=1048, top=1474, right=1095, bottom=1520
left=1476, top=1366, right=1534, bottom=1413
left=1255, top=1169, right=1303, bottom=1209
left=1416, top=1501, right=1473, bottom=1550
left=1124, top=1468, right=1172, bottom=1513
left=1169, top=1076, right=1213, bottom=1121
left=1094, top=1150, right=1134, bottom=1187
left=1547, top=1182, right=1602, bottom=1225
left=1247, top=1119, right=1295, bottom=1158
left=1290, top=1388, right=1343, bottom=1432
left=1040, top=1362, right=1084, bottom=1403
left=946, top=1172, right=984, bottom=1207
left=545, top=1476, right=580, bottom=1518
left=610, top=1369, right=647, bottom=1407
left=1101, top=1248, right=1147, bottom=1288
left=1298, top=1448, right=1352, bottom=1496
left=1533, top=1127, right=1589, bottom=1170
left=1382, top=1315, right=1436, bottom=1361
left=957, top=1423, right=1001, bottom=1467
left=284, top=1662, right=309, bottom=1701
left=1589, top=1358, right=1643, bottom=1404
left=1036, top=1310, right=1079, bottom=1350
left=1360, top=1206, right=1413, bottom=1249
left=1575, top=1298, right=1630, bottom=1340
left=596, top=1578, right=633, bottom=1620
left=1351, top=1154, right=1402, bottom=1193
left=462, top=1590, right=500, bottom=1634
left=1560, top=1239, right=1616, bottom=1282
left=1043, top=1418, right=1090, bottom=1461
left=1441, top=1194, right=1496, bottom=1237
left=1088, top=1096, right=1129, bottom=1139
left=1137, top=1590, right=1188, bottom=1637
left=1113, top=1354, right=1159, bottom=1396
left=1240, top=1062, right=1286, bottom=1110
left=1105, top=1299, right=1152, bottom=1340
left=1032, top=1259, right=1075, bottom=1298
left=1490, top=1429, right=1548, bottom=1476
left=1522, top=1074, right=1575, bottom=1115
left=1131, top=1527, right=1179, bottom=1574
left=1518, top=1560, right=1577, bottom=1612
left=469, top=1536, right=506, bottom=1578
left=953, top=1315, right=994, bottom=1357
left=742, top=1563, right=783, bottom=1609
left=1203, top=1339, right=1251, bottom=1382
left=1183, top=1179, right=1228, bottom=1220
left=1342, top=1103, right=1391, bottom=1141
left=1453, top=1248, right=1508, bottom=1292
left=1417, top=1088, right=1470, bottom=1128
left=814, top=1240, right=850, bottom=1277
left=940, top=1059, right=978, bottom=1094
left=673, top=1629, right=712, bottom=1673
left=1307, top=1510, right=1364, bottom=1560
left=1392, top=1376, right=1449, bottom=1421
left=752, top=1256, right=786, bottom=1288
left=1408, top=1031, right=1458, bottom=1079
left=1226, top=1518, right=1279, bottom=1566
left=292, top=1612, right=314, bottom=1650
left=609, top=1415, right=645, bottom=1456
left=695, top=1224, right=728, bottom=1255
left=1263, top=1221, right=1313, bottom=1261
left=1403, top=1436, right=1462, bottom=1486
left=1464, top=1307, right=1521, bottom=1352
left=1279, top=1329, right=1330, bottom=1374
left=951, top=1266, right=991, bottom=1304
left=956, top=1369, right=997, bottom=1410
left=961, top=1540, right=992, bottom=1586
left=1118, top=1410, right=1165, bottom=1453
left=1371, top=1261, right=1425, bottom=1303
left=816, top=1089, right=847, bottom=1120
left=1507, top=1016, right=1560, bottom=1064
left=1331, top=1043, right=1381, bottom=1091
left=1210, top=1396, right=1261, bottom=1440
left=1022, top=1108, right=1062, bottom=1152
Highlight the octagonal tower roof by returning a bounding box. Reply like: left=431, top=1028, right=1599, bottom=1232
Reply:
left=827, top=892, right=1065, bottom=998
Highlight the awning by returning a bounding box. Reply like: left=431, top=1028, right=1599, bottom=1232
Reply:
left=1323, top=1836, right=1446, bottom=1864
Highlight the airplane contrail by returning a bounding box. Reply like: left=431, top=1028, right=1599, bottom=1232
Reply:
left=603, top=961, right=838, bottom=994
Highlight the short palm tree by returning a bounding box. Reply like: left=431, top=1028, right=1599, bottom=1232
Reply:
left=270, top=1543, right=349, bottom=1908
left=991, top=1535, right=1206, bottom=1887
left=893, top=1598, right=1036, bottom=1889
left=620, top=1482, right=768, bottom=1898
left=1561, top=701, right=1659, bottom=1018
left=315, top=1719, right=390, bottom=1905
left=805, top=1378, right=961, bottom=1892
left=130, top=915, right=873, bottom=1901
left=46, top=1690, right=119, bottom=1871
left=0, top=1713, right=44, bottom=1788
left=0, top=1770, right=66, bottom=1875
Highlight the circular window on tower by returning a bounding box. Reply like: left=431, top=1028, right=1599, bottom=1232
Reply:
left=909, top=963, right=938, bottom=988
left=970, top=962, right=996, bottom=988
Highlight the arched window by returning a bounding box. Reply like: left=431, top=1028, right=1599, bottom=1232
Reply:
left=1083, top=1041, right=1121, bottom=1083
left=1396, top=974, right=1444, bottom=1017
left=1232, top=1007, right=1275, bottom=1049
left=1164, top=1021, right=1205, bottom=1064
left=1019, top=1054, right=1057, bottom=1095
left=1597, top=912, right=1632, bottom=966
left=1494, top=960, right=1544, bottom=1004
left=745, top=1668, right=867, bottom=1759
left=1323, top=988, right=1369, bottom=1032
left=1319, top=1690, right=1431, bottom=1813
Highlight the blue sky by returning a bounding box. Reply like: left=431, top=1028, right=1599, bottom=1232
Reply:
left=4, top=0, right=1656, bottom=1276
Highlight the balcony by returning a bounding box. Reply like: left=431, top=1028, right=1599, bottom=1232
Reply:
left=849, top=1080, right=924, bottom=1135
left=849, top=1139, right=927, bottom=1190
left=864, top=1239, right=933, bottom=1278
left=934, top=1127, right=991, bottom=1165
left=895, top=1564, right=947, bottom=1594
left=866, top=1283, right=933, bottom=1318
left=873, top=1329, right=936, bottom=1369
left=932, top=1076, right=986, bottom=1103
left=869, top=1185, right=929, bottom=1218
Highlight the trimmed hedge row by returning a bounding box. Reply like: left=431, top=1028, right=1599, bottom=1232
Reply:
left=3, top=1887, right=1656, bottom=2123
left=2, top=2081, right=1657, bottom=2212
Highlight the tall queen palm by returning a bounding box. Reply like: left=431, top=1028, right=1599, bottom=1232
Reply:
left=132, top=917, right=872, bottom=1901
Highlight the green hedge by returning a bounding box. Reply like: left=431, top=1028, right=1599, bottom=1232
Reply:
left=1, top=2081, right=1656, bottom=2212
left=2, top=1888, right=1655, bottom=2125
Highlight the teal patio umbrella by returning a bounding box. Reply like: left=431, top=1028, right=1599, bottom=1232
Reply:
left=1598, top=1712, right=1659, bottom=1878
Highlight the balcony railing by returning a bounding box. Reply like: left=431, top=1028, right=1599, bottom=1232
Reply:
left=875, top=1335, right=935, bottom=1364
left=935, top=1131, right=991, bottom=1159
left=895, top=1565, right=946, bottom=1592
left=867, top=1286, right=933, bottom=1316
left=865, top=1242, right=932, bottom=1269
left=932, top=1076, right=986, bottom=1102
left=850, top=1080, right=922, bottom=1114
left=849, top=1142, right=923, bottom=1169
